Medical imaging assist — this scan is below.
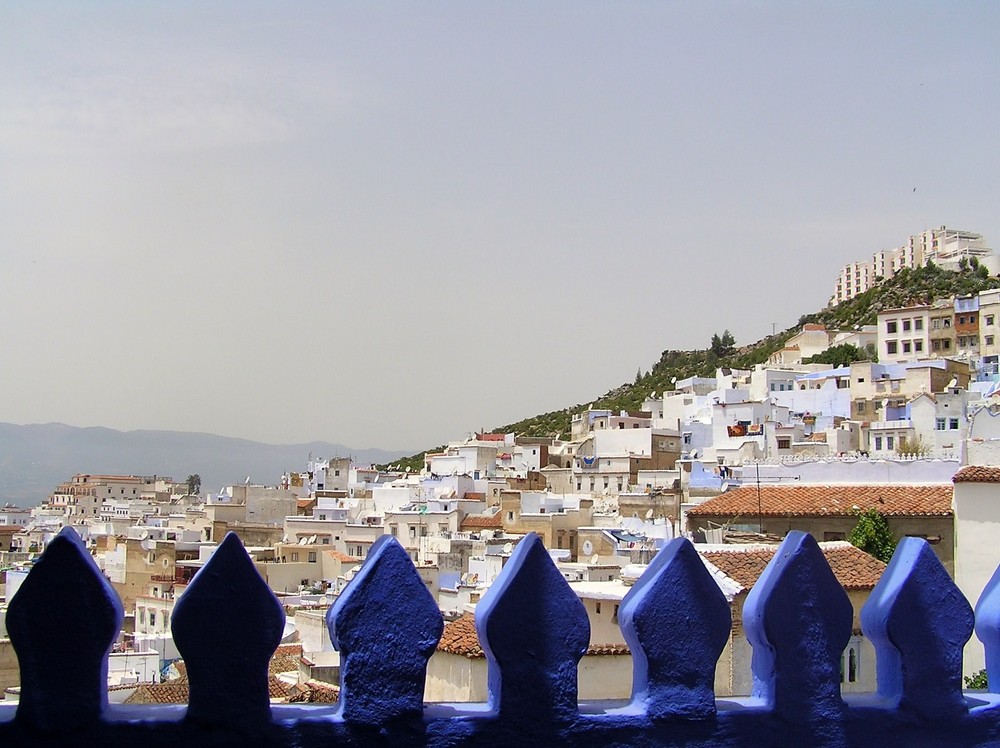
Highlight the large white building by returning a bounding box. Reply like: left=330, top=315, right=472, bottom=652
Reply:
left=833, top=226, right=995, bottom=305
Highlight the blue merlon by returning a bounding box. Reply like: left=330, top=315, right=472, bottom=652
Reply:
left=3, top=528, right=1000, bottom=746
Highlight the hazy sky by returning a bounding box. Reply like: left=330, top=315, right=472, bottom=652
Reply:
left=2, top=2, right=999, bottom=451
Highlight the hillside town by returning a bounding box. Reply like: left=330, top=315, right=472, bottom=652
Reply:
left=5, top=230, right=1000, bottom=705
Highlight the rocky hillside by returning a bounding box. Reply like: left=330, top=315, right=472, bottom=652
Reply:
left=383, top=262, right=1000, bottom=471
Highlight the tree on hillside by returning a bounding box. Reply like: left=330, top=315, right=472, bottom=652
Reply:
left=848, top=507, right=897, bottom=563
left=710, top=330, right=736, bottom=357
left=186, top=474, right=201, bottom=495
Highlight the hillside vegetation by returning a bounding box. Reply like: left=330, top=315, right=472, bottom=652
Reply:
left=382, top=262, right=1000, bottom=471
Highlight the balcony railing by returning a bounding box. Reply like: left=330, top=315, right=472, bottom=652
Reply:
left=3, top=526, right=1000, bottom=746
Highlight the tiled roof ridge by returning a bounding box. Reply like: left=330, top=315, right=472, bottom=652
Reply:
left=954, top=465, right=1000, bottom=483
left=700, top=544, right=886, bottom=591
left=437, top=613, right=631, bottom=659
left=688, top=483, right=952, bottom=517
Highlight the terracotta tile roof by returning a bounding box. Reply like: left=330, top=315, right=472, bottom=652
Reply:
left=268, top=675, right=292, bottom=699
left=323, top=550, right=361, bottom=564
left=953, top=466, right=1000, bottom=483
left=438, top=613, right=484, bottom=658
left=700, top=543, right=886, bottom=592
left=460, top=510, right=503, bottom=530
left=437, top=613, right=631, bottom=658
left=269, top=643, right=303, bottom=675
left=687, top=484, right=952, bottom=518
left=288, top=680, right=340, bottom=703
left=124, top=682, right=191, bottom=704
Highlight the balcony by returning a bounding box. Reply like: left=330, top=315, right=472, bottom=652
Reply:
left=2, top=528, right=1000, bottom=746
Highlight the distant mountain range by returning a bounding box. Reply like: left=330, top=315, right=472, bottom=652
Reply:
left=0, top=422, right=410, bottom=507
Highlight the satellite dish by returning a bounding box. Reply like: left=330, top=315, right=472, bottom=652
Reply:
left=645, top=509, right=654, bottom=520
left=582, top=539, right=594, bottom=556
left=281, top=534, right=289, bottom=544
left=309, top=535, right=317, bottom=544
left=139, top=530, right=149, bottom=540
left=503, top=543, right=513, bottom=554
left=299, top=537, right=308, bottom=545
left=590, top=554, right=599, bottom=565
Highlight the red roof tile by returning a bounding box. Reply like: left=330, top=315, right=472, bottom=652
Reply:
left=323, top=550, right=362, bottom=564
left=437, top=613, right=631, bottom=658
left=288, top=680, right=340, bottom=703
left=269, top=643, right=303, bottom=675
left=461, top=510, right=503, bottom=530
left=701, top=543, right=886, bottom=591
left=953, top=466, right=1000, bottom=483
left=438, top=614, right=483, bottom=658
left=124, top=682, right=190, bottom=704
left=687, top=484, right=952, bottom=518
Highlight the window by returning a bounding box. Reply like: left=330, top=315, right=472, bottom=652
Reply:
left=409, top=527, right=416, bottom=539
left=612, top=604, right=620, bottom=624
left=875, top=436, right=883, bottom=450
left=988, top=315, right=996, bottom=326
left=308, top=552, right=316, bottom=562
left=507, top=511, right=514, bottom=521
left=777, top=437, right=791, bottom=450
left=596, top=601, right=602, bottom=615
left=291, top=552, right=299, bottom=562
left=988, top=336, right=996, bottom=346
left=950, top=418, right=960, bottom=430
left=841, top=637, right=862, bottom=684
left=914, top=318, right=923, bottom=331
left=886, top=321, right=898, bottom=334
left=932, top=340, right=941, bottom=351
left=944, top=339, right=952, bottom=350
left=902, top=320, right=911, bottom=332
left=972, top=314, right=978, bottom=323
left=886, top=341, right=898, bottom=355
left=149, top=611, right=156, bottom=628
left=914, top=340, right=923, bottom=352
left=932, top=318, right=941, bottom=330
left=856, top=401, right=866, bottom=413
left=944, top=318, right=951, bottom=328
left=902, top=341, right=911, bottom=353
left=886, top=436, right=895, bottom=450
left=936, top=418, right=946, bottom=430
left=959, top=316, right=966, bottom=325
left=321, top=537, right=330, bottom=545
